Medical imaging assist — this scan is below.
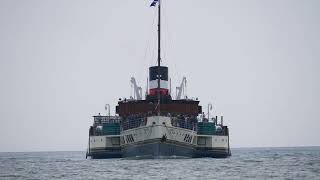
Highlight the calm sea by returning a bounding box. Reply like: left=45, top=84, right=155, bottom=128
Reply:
left=0, top=147, right=319, bottom=180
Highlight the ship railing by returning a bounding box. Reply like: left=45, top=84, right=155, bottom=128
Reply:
left=93, top=116, right=121, bottom=125
left=121, top=117, right=146, bottom=131
left=170, top=116, right=197, bottom=130
left=120, top=113, right=223, bottom=132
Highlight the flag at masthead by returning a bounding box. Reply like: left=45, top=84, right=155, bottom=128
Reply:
left=150, top=0, right=159, bottom=7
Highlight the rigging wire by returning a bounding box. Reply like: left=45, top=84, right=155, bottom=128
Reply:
left=136, top=8, right=158, bottom=95
left=165, top=1, right=182, bottom=95
left=161, top=1, right=182, bottom=99
left=143, top=9, right=158, bottom=68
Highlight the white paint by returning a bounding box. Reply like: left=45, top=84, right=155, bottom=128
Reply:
left=89, top=136, right=106, bottom=149
left=146, top=116, right=172, bottom=126
left=196, top=135, right=229, bottom=148
left=121, top=116, right=196, bottom=145
left=89, top=135, right=120, bottom=149
left=149, top=80, right=168, bottom=89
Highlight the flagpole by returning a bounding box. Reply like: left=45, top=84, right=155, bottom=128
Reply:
left=157, top=0, right=161, bottom=115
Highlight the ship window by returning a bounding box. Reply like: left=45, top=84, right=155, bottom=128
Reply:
left=222, top=139, right=224, bottom=142
left=153, top=122, right=156, bottom=125
left=162, top=122, right=166, bottom=125
left=126, top=134, right=134, bottom=143
left=184, top=134, right=192, bottom=143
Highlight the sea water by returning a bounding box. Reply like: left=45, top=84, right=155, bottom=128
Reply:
left=0, top=147, right=319, bottom=179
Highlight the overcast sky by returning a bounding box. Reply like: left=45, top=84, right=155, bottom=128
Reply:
left=0, top=0, right=319, bottom=152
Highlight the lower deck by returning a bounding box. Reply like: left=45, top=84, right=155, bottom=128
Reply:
left=87, top=135, right=231, bottom=159
left=87, top=116, right=230, bottom=159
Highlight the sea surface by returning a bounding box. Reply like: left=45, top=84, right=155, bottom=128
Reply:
left=0, top=147, right=319, bottom=180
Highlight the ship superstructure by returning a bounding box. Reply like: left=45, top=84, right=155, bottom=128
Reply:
left=86, top=0, right=231, bottom=159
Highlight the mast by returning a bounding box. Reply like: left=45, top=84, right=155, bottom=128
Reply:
left=157, top=0, right=161, bottom=115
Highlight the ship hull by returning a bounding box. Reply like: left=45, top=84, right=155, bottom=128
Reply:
left=195, top=147, right=231, bottom=158
left=87, top=146, right=231, bottom=159
left=87, top=135, right=122, bottom=159
left=87, top=116, right=231, bottom=159
left=121, top=139, right=195, bottom=158
left=87, top=147, right=122, bottom=159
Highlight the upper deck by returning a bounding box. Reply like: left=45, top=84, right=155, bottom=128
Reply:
left=116, top=99, right=202, bottom=117
left=93, top=115, right=121, bottom=126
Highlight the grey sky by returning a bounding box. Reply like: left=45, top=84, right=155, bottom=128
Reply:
left=0, top=0, right=319, bottom=152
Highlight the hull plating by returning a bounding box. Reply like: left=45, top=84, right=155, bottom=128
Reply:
left=88, top=142, right=231, bottom=159
left=87, top=148, right=121, bottom=159
left=121, top=139, right=195, bottom=159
